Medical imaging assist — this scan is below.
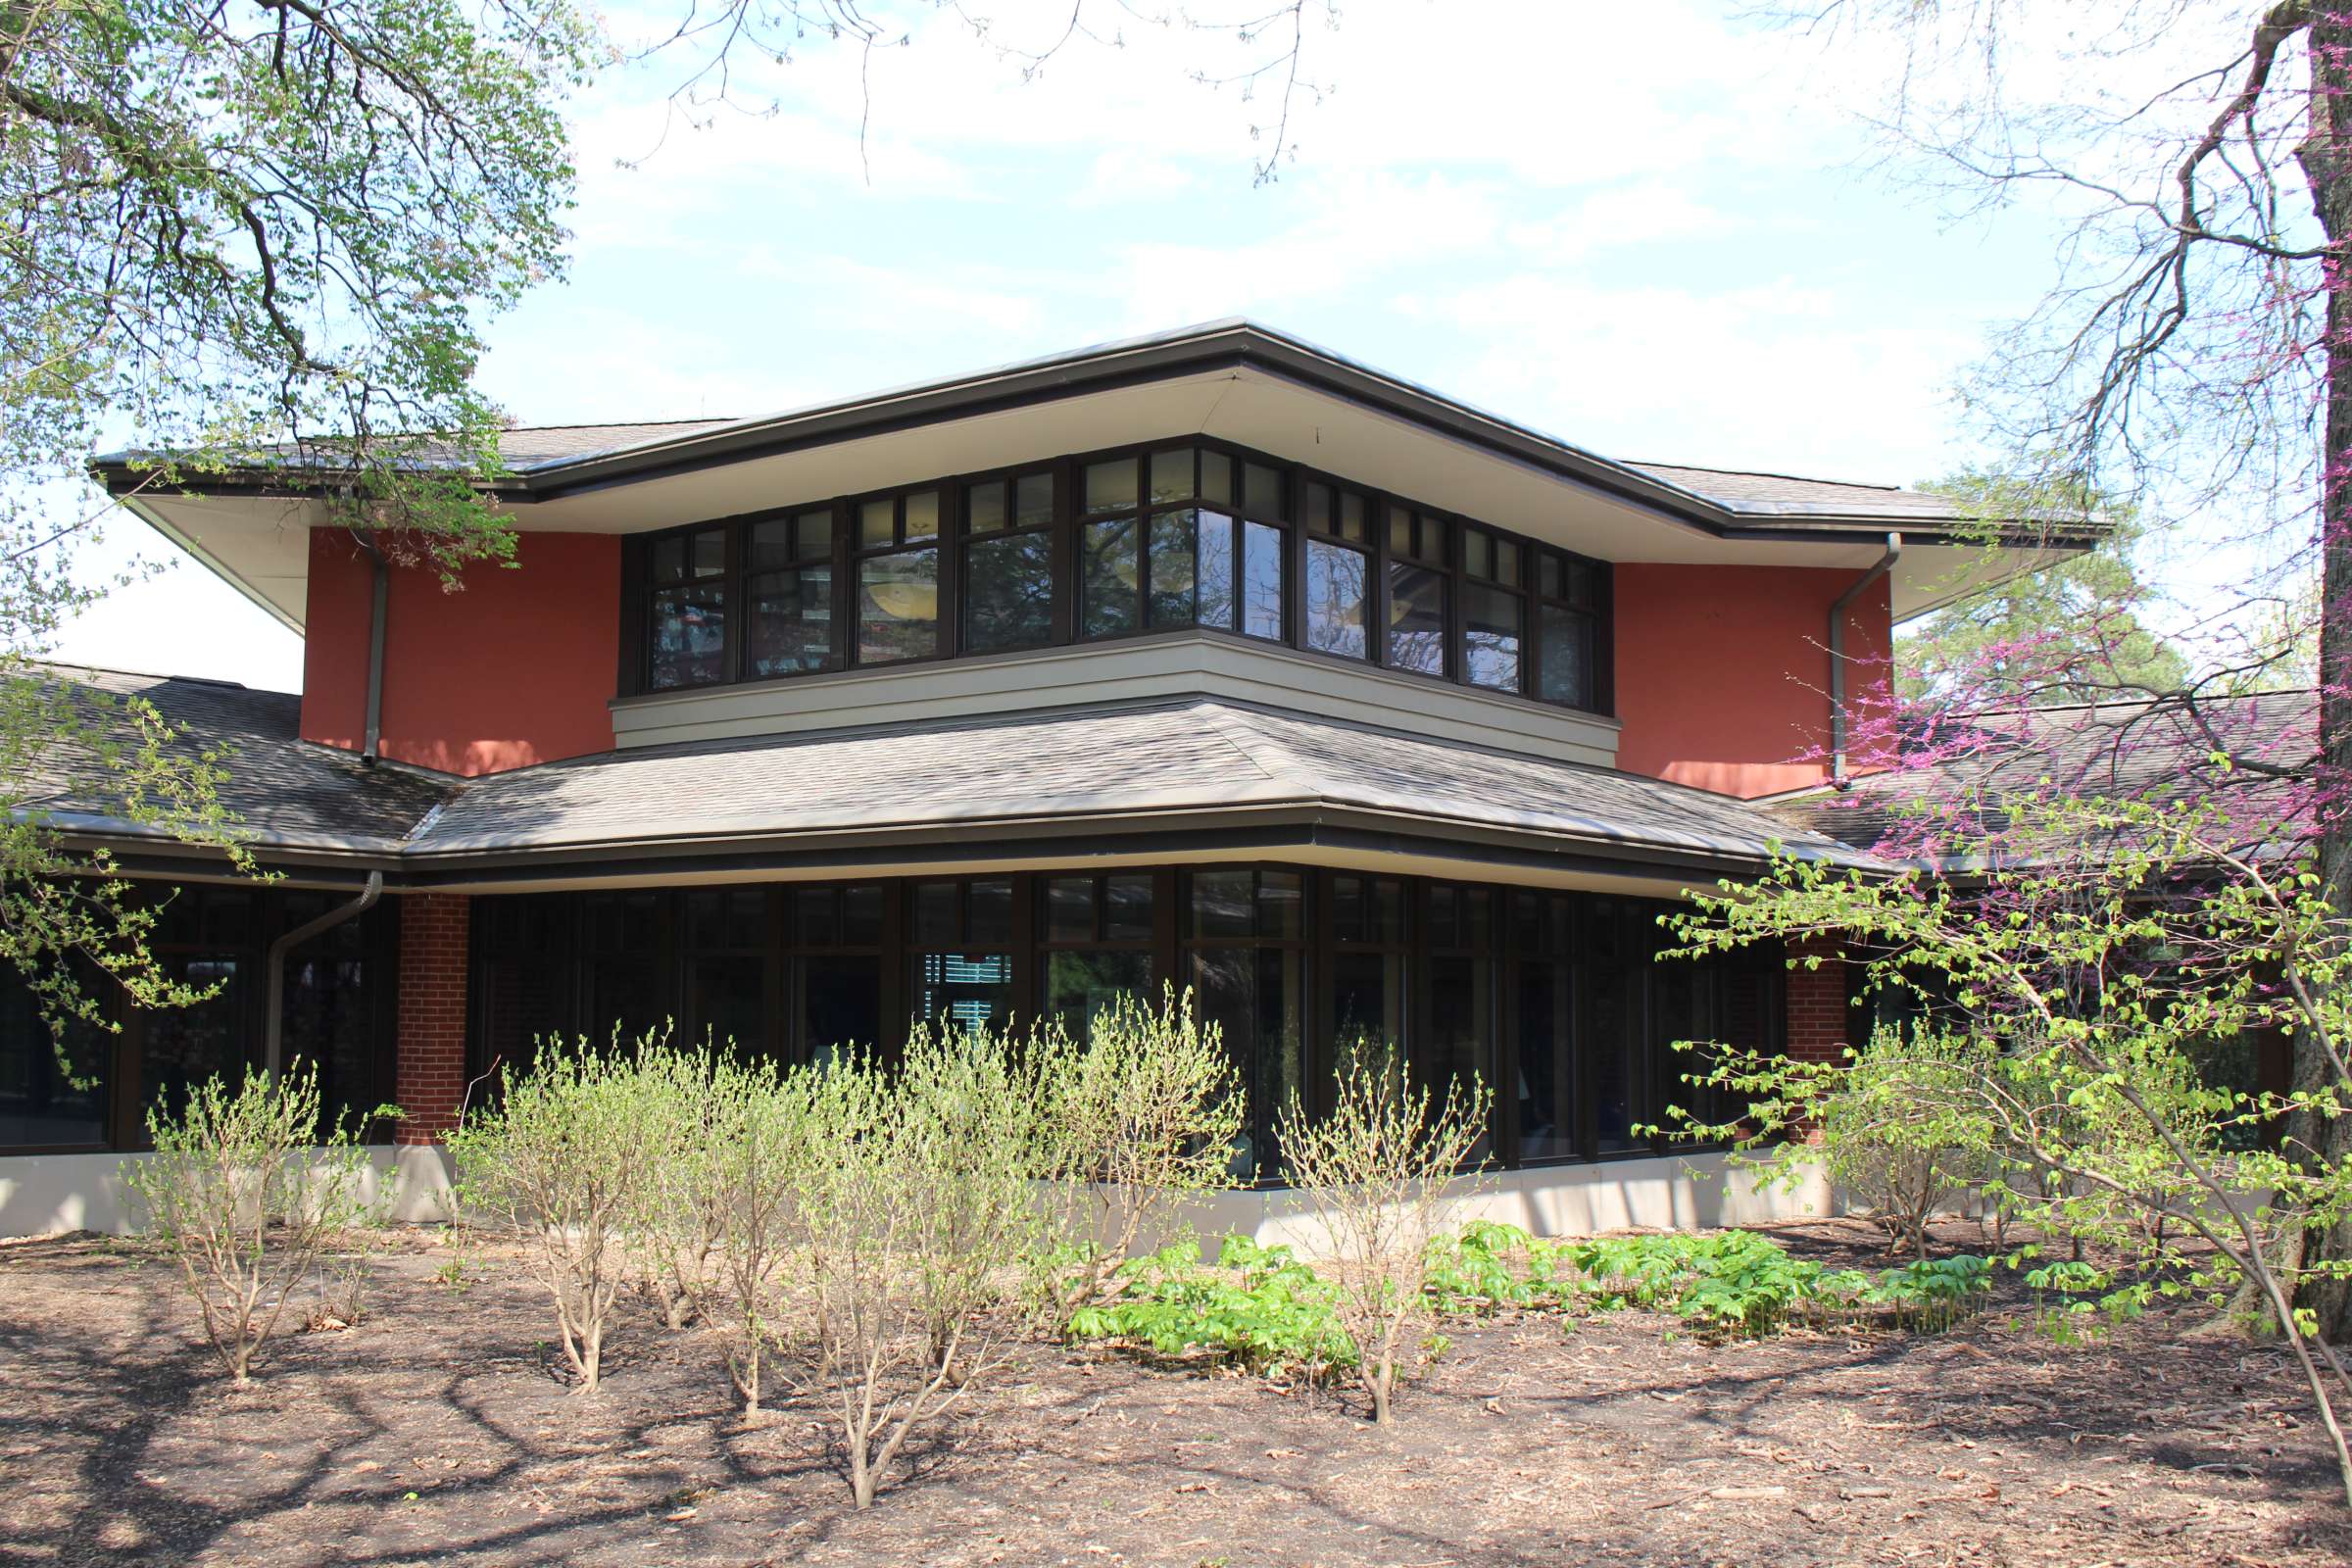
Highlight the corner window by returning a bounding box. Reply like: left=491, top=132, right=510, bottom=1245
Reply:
left=1536, top=549, right=1604, bottom=710
left=1461, top=526, right=1524, bottom=692
left=1303, top=481, right=1371, bottom=660
left=1082, top=450, right=1255, bottom=640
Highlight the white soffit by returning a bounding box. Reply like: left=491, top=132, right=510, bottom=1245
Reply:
left=131, top=364, right=2061, bottom=632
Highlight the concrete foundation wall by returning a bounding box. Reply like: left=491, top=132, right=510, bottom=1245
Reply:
left=0, top=1145, right=456, bottom=1238
left=1, top=1145, right=1819, bottom=1244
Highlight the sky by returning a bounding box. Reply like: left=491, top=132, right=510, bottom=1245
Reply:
left=52, top=0, right=2086, bottom=694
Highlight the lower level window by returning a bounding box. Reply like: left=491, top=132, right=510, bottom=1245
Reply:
left=910, top=952, right=1014, bottom=1032
left=0, top=975, right=107, bottom=1149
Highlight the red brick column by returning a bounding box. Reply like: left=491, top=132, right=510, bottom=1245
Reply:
left=1784, top=935, right=1848, bottom=1146
left=394, top=894, right=470, bottom=1146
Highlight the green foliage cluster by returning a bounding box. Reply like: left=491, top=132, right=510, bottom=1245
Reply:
left=1068, top=1235, right=1354, bottom=1377
left=122, top=1058, right=388, bottom=1383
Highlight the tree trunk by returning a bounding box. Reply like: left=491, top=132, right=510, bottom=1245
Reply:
left=2297, top=5, right=2352, bottom=1346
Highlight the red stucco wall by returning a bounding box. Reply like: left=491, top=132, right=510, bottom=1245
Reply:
left=1611, top=563, right=1892, bottom=799
left=301, top=528, right=619, bottom=776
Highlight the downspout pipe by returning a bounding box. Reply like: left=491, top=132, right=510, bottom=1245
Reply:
left=1829, top=531, right=1903, bottom=789
left=263, top=871, right=383, bottom=1076
left=354, top=530, right=388, bottom=766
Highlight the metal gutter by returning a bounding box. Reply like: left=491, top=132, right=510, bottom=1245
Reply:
left=1830, top=532, right=1904, bottom=785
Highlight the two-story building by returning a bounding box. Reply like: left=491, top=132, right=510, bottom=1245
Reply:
left=0, top=322, right=2081, bottom=1235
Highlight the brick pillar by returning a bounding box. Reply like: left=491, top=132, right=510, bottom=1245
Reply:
left=1784, top=934, right=1848, bottom=1067
left=395, top=894, right=470, bottom=1146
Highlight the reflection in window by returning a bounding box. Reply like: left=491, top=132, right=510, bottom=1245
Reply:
left=1081, top=517, right=1141, bottom=638
left=800, top=955, right=880, bottom=1064
left=1463, top=583, right=1523, bottom=691
left=1388, top=563, right=1446, bottom=675
left=1305, top=540, right=1369, bottom=659
left=1516, top=958, right=1576, bottom=1161
left=1047, top=950, right=1152, bottom=1037
left=911, top=952, right=1015, bottom=1033
left=1242, top=520, right=1285, bottom=640
left=858, top=548, right=940, bottom=663
left=142, top=956, right=246, bottom=1122
left=650, top=525, right=727, bottom=690
left=965, top=530, right=1054, bottom=652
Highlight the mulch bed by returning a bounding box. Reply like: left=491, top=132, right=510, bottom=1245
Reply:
left=3, top=1217, right=2347, bottom=1567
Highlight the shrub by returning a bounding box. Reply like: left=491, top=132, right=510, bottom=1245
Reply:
left=121, top=1058, right=383, bottom=1383
left=1816, top=1022, right=1998, bottom=1259
left=795, top=1021, right=1043, bottom=1509
left=446, top=1030, right=662, bottom=1394
left=1422, top=1220, right=1578, bottom=1315
left=708, top=1053, right=813, bottom=1414
left=1275, top=1047, right=1490, bottom=1426
left=1035, top=986, right=1244, bottom=1321
left=626, top=1037, right=732, bottom=1330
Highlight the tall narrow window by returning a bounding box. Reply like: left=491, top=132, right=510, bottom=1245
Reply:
left=1186, top=867, right=1304, bottom=1181
left=1080, top=457, right=1143, bottom=639
left=1303, top=481, right=1371, bottom=659
left=1536, top=549, right=1605, bottom=710
left=1386, top=506, right=1446, bottom=676
left=1461, top=525, right=1524, bottom=692
left=909, top=878, right=1016, bottom=1032
left=962, top=470, right=1055, bottom=653
left=856, top=490, right=942, bottom=664
left=1237, top=462, right=1288, bottom=641
left=747, top=509, right=834, bottom=677
left=648, top=524, right=728, bottom=690
left=790, top=884, right=886, bottom=1065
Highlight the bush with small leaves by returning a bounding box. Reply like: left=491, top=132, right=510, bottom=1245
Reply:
left=1275, top=1045, right=1490, bottom=1427
left=447, top=1029, right=664, bottom=1394
left=1034, top=986, right=1245, bottom=1322
left=122, top=1058, right=385, bottom=1384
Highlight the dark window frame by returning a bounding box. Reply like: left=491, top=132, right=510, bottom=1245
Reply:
left=621, top=437, right=1616, bottom=713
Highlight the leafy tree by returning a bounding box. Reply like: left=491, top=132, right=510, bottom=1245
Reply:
left=1898, top=472, right=2187, bottom=707
left=1667, top=795, right=2352, bottom=1508
left=1780, top=1, right=2352, bottom=1336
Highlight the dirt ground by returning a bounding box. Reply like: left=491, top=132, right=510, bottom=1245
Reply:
left=3, top=1218, right=2348, bottom=1568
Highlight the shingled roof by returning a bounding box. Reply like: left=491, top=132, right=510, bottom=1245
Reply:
left=1766, top=691, right=2314, bottom=865
left=17, top=664, right=1876, bottom=884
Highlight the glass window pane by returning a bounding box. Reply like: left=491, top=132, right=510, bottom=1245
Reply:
left=798, top=510, right=833, bottom=561
left=800, top=954, right=881, bottom=1065
left=1015, top=472, right=1054, bottom=528
left=1081, top=517, right=1142, bottom=639
left=1494, top=538, right=1522, bottom=588
left=1464, top=888, right=1492, bottom=949
left=1566, top=560, right=1598, bottom=611
left=1302, top=481, right=1332, bottom=534
left=968, top=878, right=1014, bottom=948
left=748, top=516, right=796, bottom=572
left=0, top=972, right=108, bottom=1147
left=1147, top=510, right=1199, bottom=629
left=963, top=531, right=1054, bottom=653
left=1192, top=869, right=1251, bottom=939
left=1387, top=563, right=1446, bottom=675
left=1516, top=959, right=1577, bottom=1161
left=142, top=958, right=247, bottom=1123
left=749, top=564, right=832, bottom=677
left=692, top=528, right=725, bottom=577
left=1340, top=492, right=1368, bottom=545
left=1046, top=877, right=1095, bottom=944
left=911, top=951, right=1014, bottom=1035
left=913, top=881, right=958, bottom=947
left=1243, top=463, right=1284, bottom=520
left=1304, top=540, right=1369, bottom=660
left=1191, top=944, right=1303, bottom=1181
left=1464, top=582, right=1524, bottom=691
left=858, top=548, right=939, bottom=663
left=650, top=581, right=727, bottom=689
left=1465, top=529, right=1492, bottom=581
left=1150, top=448, right=1196, bottom=504
left=1430, top=885, right=1459, bottom=950
left=1540, top=553, right=1562, bottom=600
left=1086, top=458, right=1139, bottom=514
left=1198, top=512, right=1236, bottom=630
left=652, top=535, right=685, bottom=585
left=859, top=498, right=896, bottom=549
left=1048, top=950, right=1152, bottom=1039
left=1330, top=951, right=1400, bottom=1066
left=966, top=479, right=1007, bottom=536
left=1333, top=874, right=1363, bottom=943
left=1105, top=874, right=1154, bottom=943
left=793, top=886, right=836, bottom=947
left=1539, top=604, right=1593, bottom=709
left=1242, top=520, right=1284, bottom=641
left=1200, top=452, right=1232, bottom=506
left=903, top=490, right=940, bottom=542
left=688, top=956, right=768, bottom=1054
left=1256, top=870, right=1302, bottom=940
left=1426, top=956, right=1494, bottom=1163
left=841, top=883, right=885, bottom=947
